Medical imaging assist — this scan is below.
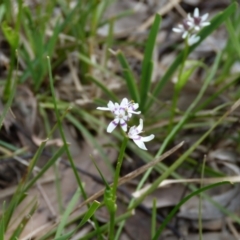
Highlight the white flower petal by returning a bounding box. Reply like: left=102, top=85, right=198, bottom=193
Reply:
left=120, top=98, right=128, bottom=108
left=133, top=140, right=147, bottom=150
left=128, top=126, right=137, bottom=137
left=107, top=119, right=119, bottom=133
left=201, top=13, right=209, bottom=21
left=187, top=13, right=192, bottom=21
left=114, top=103, right=120, bottom=108
left=172, top=28, right=182, bottom=33
left=182, top=31, right=188, bottom=39
left=97, top=107, right=110, bottom=111
left=194, top=26, right=200, bottom=31
left=107, top=101, right=115, bottom=111
left=128, top=110, right=141, bottom=115
left=201, top=22, right=210, bottom=27
left=194, top=8, right=199, bottom=17
left=136, top=119, right=143, bottom=132
left=141, top=134, right=155, bottom=142
left=188, top=35, right=200, bottom=46
left=120, top=119, right=127, bottom=132
left=132, top=103, right=139, bottom=110
left=178, top=24, right=184, bottom=29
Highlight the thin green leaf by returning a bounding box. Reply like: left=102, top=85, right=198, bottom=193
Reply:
left=79, top=201, right=101, bottom=228
left=140, top=14, right=161, bottom=110
left=87, top=74, right=118, bottom=102
left=91, top=156, right=111, bottom=189
left=55, top=188, right=82, bottom=238
left=54, top=231, right=74, bottom=240
left=0, top=4, right=5, bottom=23
left=151, top=198, right=157, bottom=239
left=225, top=18, right=240, bottom=58
left=56, top=201, right=101, bottom=240
left=116, top=51, right=139, bottom=102
left=146, top=3, right=237, bottom=111
left=25, top=139, right=48, bottom=182
left=1, top=21, right=19, bottom=49
left=0, top=202, right=5, bottom=239
left=152, top=181, right=230, bottom=240
left=176, top=61, right=200, bottom=91
left=81, top=210, right=133, bottom=240
left=9, top=200, right=38, bottom=240
left=0, top=77, right=17, bottom=129
left=24, top=146, right=65, bottom=191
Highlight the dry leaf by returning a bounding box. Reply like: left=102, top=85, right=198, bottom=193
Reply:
left=178, top=184, right=240, bottom=220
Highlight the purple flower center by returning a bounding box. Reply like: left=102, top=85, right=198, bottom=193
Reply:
left=182, top=19, right=191, bottom=30
left=194, top=17, right=201, bottom=25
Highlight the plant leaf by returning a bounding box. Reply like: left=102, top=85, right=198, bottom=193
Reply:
left=140, top=14, right=161, bottom=111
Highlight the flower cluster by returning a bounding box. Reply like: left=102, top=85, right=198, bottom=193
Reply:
left=97, top=98, right=154, bottom=150
left=172, top=8, right=210, bottom=45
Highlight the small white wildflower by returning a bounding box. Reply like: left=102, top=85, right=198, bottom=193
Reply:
left=187, top=34, right=200, bottom=46
left=97, top=98, right=141, bottom=133
left=173, top=8, right=210, bottom=44
left=187, top=8, right=210, bottom=31
left=128, top=119, right=154, bottom=150
left=107, top=107, right=128, bottom=133
left=172, top=19, right=192, bottom=39
left=120, top=98, right=141, bottom=120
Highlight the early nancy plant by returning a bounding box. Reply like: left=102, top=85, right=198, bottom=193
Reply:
left=97, top=98, right=154, bottom=238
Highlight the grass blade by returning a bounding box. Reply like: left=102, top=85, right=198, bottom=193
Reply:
left=78, top=201, right=101, bottom=228
left=9, top=200, right=38, bottom=240
left=0, top=202, right=5, bottom=239
left=151, top=198, right=157, bottom=239
left=55, top=188, right=82, bottom=238
left=116, top=51, right=139, bottom=102
left=87, top=74, right=118, bottom=102
left=140, top=14, right=161, bottom=110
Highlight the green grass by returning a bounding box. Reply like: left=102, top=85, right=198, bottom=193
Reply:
left=0, top=1, right=240, bottom=239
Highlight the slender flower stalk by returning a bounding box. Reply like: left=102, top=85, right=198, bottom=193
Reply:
left=109, top=136, right=128, bottom=239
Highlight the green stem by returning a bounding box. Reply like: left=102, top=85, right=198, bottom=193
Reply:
left=109, top=211, right=115, bottom=240
left=109, top=136, right=128, bottom=239
left=168, top=39, right=189, bottom=134
left=112, top=136, right=128, bottom=198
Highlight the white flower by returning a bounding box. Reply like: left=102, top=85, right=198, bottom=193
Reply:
left=128, top=119, right=154, bottom=150
left=187, top=8, right=210, bottom=31
left=120, top=98, right=141, bottom=120
left=97, top=98, right=141, bottom=133
left=173, top=8, right=210, bottom=44
left=187, top=34, right=200, bottom=46
left=172, top=19, right=192, bottom=39
left=107, top=106, right=128, bottom=133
